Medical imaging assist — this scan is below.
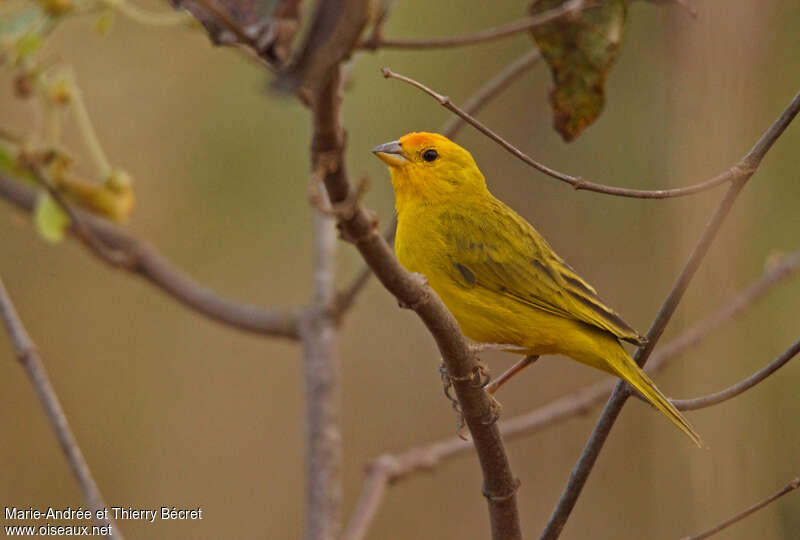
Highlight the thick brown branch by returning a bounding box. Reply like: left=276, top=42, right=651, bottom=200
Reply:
left=0, top=172, right=300, bottom=339
left=0, top=278, right=123, bottom=540
left=382, top=69, right=800, bottom=200
left=311, top=67, right=522, bottom=540
left=342, top=248, right=800, bottom=540
left=680, top=477, right=800, bottom=540
left=361, top=0, right=585, bottom=50
left=540, top=90, right=800, bottom=539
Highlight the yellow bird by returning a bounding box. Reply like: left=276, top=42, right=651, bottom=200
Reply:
left=372, top=132, right=701, bottom=446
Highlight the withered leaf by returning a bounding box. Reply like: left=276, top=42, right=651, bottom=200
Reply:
left=172, top=0, right=301, bottom=67
left=530, top=0, right=627, bottom=141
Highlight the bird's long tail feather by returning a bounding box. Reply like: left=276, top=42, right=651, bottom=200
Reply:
left=610, top=346, right=703, bottom=447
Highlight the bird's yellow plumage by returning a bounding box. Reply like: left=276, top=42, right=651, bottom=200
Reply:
left=373, top=132, right=701, bottom=446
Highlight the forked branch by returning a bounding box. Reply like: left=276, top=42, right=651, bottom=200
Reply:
left=310, top=67, right=522, bottom=540
left=540, top=90, right=800, bottom=539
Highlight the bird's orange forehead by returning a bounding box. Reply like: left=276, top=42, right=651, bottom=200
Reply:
left=399, top=132, right=444, bottom=151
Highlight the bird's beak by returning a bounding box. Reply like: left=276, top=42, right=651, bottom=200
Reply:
left=371, top=140, right=407, bottom=167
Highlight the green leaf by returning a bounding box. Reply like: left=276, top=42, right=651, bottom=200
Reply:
left=34, top=191, right=71, bottom=243
left=530, top=0, right=627, bottom=141
left=16, top=30, right=43, bottom=59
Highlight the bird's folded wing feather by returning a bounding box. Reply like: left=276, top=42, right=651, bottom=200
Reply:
left=443, top=202, right=645, bottom=346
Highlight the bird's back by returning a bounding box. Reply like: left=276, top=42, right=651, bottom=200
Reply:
left=395, top=193, right=644, bottom=349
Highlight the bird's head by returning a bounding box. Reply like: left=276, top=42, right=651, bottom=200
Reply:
left=372, top=132, right=487, bottom=210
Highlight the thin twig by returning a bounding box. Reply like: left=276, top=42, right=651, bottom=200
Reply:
left=680, top=477, right=800, bottom=540
left=673, top=336, right=800, bottom=411
left=0, top=172, right=300, bottom=339
left=311, top=66, right=522, bottom=540
left=334, top=50, right=541, bottom=316
left=299, top=186, right=341, bottom=539
left=540, top=90, right=800, bottom=540
left=0, top=278, right=123, bottom=540
left=361, top=0, right=586, bottom=50
left=383, top=69, right=800, bottom=200
left=341, top=248, right=800, bottom=540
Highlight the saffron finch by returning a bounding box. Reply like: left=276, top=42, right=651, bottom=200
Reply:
left=372, top=132, right=701, bottom=446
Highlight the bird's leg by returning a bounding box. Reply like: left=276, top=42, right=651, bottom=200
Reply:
left=484, top=355, right=540, bottom=395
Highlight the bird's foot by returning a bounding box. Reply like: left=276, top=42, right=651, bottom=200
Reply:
left=439, top=360, right=496, bottom=438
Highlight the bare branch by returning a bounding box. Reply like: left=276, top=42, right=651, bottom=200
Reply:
left=334, top=50, right=541, bottom=316
left=299, top=185, right=342, bottom=539
left=361, top=0, right=586, bottom=50
left=540, top=90, right=800, bottom=539
left=0, top=172, right=300, bottom=339
left=673, top=337, right=800, bottom=411
left=342, top=247, right=800, bottom=540
left=311, top=66, right=522, bottom=540
left=540, top=179, right=746, bottom=539
left=680, top=477, right=800, bottom=540
left=382, top=69, right=800, bottom=200
left=0, top=278, right=124, bottom=540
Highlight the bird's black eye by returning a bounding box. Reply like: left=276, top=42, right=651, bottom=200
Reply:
left=422, top=149, right=438, bottom=162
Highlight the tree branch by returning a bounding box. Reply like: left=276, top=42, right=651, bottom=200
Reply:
left=361, top=0, right=586, bottom=50
left=539, top=180, right=744, bottom=539
left=672, top=336, right=800, bottom=411
left=680, top=477, right=800, bottom=540
left=0, top=278, right=123, bottom=540
left=382, top=69, right=800, bottom=200
left=0, top=172, right=300, bottom=339
left=310, top=66, right=522, bottom=540
left=342, top=247, right=800, bottom=540
left=299, top=185, right=341, bottom=540
left=539, top=90, right=800, bottom=539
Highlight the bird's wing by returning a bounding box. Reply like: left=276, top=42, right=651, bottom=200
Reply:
left=443, top=202, right=646, bottom=346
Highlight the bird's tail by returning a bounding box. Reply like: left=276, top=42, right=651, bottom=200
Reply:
left=607, top=343, right=703, bottom=447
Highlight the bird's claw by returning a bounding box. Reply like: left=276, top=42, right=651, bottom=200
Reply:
left=439, top=360, right=496, bottom=437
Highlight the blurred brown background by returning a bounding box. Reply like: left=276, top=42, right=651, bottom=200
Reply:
left=2, top=1, right=800, bottom=538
